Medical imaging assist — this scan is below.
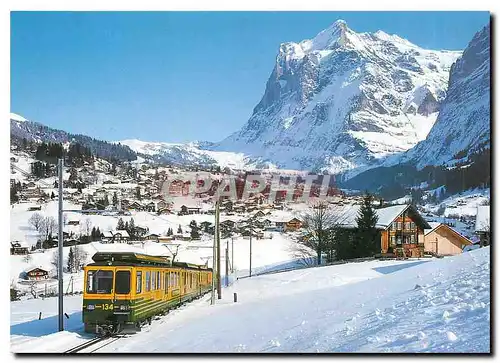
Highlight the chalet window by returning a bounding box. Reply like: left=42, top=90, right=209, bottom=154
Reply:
left=410, top=235, right=415, bottom=244
left=136, top=271, right=142, bottom=293
left=396, top=236, right=402, bottom=245
left=115, top=271, right=131, bottom=294
left=405, top=222, right=411, bottom=230
left=146, top=271, right=151, bottom=291
left=86, top=270, right=113, bottom=294
left=410, top=222, right=415, bottom=229
left=390, top=236, right=396, bottom=246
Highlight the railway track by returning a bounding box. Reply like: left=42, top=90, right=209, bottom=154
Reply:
left=64, top=336, right=122, bottom=354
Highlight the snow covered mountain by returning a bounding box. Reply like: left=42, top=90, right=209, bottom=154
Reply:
left=392, top=23, right=490, bottom=168
left=213, top=20, right=461, bottom=175
left=118, top=139, right=270, bottom=170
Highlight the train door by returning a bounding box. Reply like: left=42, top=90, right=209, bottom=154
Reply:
left=113, top=267, right=133, bottom=310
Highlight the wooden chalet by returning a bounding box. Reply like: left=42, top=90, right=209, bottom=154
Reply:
left=424, top=223, right=473, bottom=256
left=24, top=267, right=49, bottom=281
left=145, top=233, right=160, bottom=242
left=10, top=241, right=29, bottom=255
left=339, top=204, right=431, bottom=258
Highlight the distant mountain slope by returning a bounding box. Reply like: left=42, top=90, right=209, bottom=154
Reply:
left=10, top=114, right=137, bottom=162
left=213, top=19, right=461, bottom=175
left=392, top=23, right=490, bottom=168
left=118, top=139, right=272, bottom=170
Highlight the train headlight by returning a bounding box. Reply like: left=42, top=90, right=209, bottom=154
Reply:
left=87, top=304, right=95, bottom=311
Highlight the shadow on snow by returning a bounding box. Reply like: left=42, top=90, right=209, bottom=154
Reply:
left=10, top=311, right=86, bottom=338
left=372, top=260, right=429, bottom=275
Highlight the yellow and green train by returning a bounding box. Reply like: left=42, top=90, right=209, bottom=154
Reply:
left=82, top=252, right=213, bottom=335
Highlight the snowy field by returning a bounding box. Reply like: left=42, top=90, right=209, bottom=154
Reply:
left=11, top=247, right=490, bottom=353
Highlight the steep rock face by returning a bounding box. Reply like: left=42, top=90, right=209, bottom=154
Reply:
left=395, top=23, right=490, bottom=168
left=215, top=20, right=461, bottom=174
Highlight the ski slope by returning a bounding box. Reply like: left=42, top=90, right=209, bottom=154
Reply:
left=11, top=247, right=490, bottom=353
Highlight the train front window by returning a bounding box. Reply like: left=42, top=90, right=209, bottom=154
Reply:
left=115, top=271, right=131, bottom=294
left=86, top=270, right=113, bottom=294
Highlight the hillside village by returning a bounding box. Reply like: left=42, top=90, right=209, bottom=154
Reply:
left=9, top=138, right=490, bottom=300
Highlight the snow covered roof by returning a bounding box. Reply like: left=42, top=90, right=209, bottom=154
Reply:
left=23, top=264, right=52, bottom=273
left=475, top=206, right=490, bottom=232
left=11, top=240, right=29, bottom=248
left=336, top=204, right=430, bottom=230
left=116, top=230, right=130, bottom=238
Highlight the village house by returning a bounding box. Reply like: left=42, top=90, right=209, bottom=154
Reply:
left=10, top=241, right=29, bottom=255
left=169, top=179, right=190, bottom=196
left=129, top=201, right=143, bottom=211
left=174, top=232, right=192, bottom=241
left=271, top=217, right=303, bottom=232
left=475, top=205, right=490, bottom=246
left=101, top=230, right=130, bottom=243
left=67, top=220, right=80, bottom=226
left=23, top=266, right=49, bottom=281
left=423, top=222, right=473, bottom=256
left=338, top=204, right=431, bottom=258
left=179, top=205, right=201, bottom=215
left=145, top=201, right=156, bottom=212
left=156, top=200, right=169, bottom=210
left=158, top=235, right=175, bottom=243
left=145, top=233, right=160, bottom=242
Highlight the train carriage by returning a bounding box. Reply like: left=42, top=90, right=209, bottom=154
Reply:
left=82, top=252, right=212, bottom=335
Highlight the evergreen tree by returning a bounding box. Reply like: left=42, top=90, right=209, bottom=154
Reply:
left=190, top=228, right=200, bottom=239
left=128, top=218, right=135, bottom=238
left=177, top=225, right=183, bottom=234
left=355, top=193, right=379, bottom=258
left=51, top=191, right=55, bottom=199
left=67, top=247, right=75, bottom=273
left=10, top=186, right=19, bottom=204
left=117, top=218, right=125, bottom=230
left=189, top=220, right=200, bottom=239
left=135, top=187, right=141, bottom=200
left=112, top=192, right=118, bottom=207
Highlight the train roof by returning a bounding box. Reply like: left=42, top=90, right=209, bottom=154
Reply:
left=88, top=252, right=212, bottom=271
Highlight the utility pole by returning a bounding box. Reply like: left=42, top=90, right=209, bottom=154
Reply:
left=249, top=223, right=253, bottom=278
left=216, top=200, right=222, bottom=299
left=231, top=237, right=234, bottom=273
left=225, top=240, right=229, bottom=287
left=57, top=158, right=64, bottom=331
left=211, top=201, right=218, bottom=305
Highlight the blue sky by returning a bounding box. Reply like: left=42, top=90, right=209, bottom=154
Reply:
left=11, top=11, right=490, bottom=143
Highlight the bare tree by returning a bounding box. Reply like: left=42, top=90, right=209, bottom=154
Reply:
left=295, top=201, right=351, bottom=265
left=29, top=212, right=44, bottom=232
left=84, top=218, right=92, bottom=237
left=479, top=218, right=490, bottom=247
left=40, top=216, right=58, bottom=242
left=51, top=250, right=59, bottom=273
left=73, top=246, right=89, bottom=272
